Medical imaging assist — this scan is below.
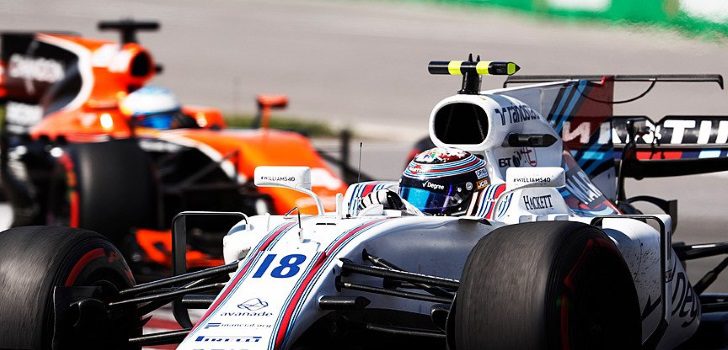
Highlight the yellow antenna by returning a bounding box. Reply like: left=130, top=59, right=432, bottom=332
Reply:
left=428, top=54, right=520, bottom=94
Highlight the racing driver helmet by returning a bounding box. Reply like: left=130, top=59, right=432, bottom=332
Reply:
left=120, top=86, right=196, bottom=129
left=399, top=147, right=489, bottom=216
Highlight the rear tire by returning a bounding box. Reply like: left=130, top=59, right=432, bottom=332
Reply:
left=46, top=139, right=158, bottom=244
left=454, top=221, right=641, bottom=350
left=0, top=226, right=137, bottom=349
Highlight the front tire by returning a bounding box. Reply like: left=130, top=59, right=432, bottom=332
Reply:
left=0, top=226, right=138, bottom=349
left=454, top=221, right=641, bottom=350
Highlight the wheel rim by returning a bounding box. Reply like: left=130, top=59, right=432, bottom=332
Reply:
left=45, top=242, right=136, bottom=348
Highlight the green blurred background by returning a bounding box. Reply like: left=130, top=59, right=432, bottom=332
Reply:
left=423, top=0, right=728, bottom=37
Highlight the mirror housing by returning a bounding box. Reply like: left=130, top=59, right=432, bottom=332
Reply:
left=255, top=166, right=312, bottom=191
left=254, top=166, right=324, bottom=214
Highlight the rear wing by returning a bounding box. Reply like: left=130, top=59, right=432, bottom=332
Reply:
left=612, top=115, right=728, bottom=178
left=497, top=74, right=726, bottom=199
left=505, top=74, right=724, bottom=90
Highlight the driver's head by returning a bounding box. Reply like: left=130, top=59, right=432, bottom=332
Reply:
left=399, top=147, right=489, bottom=216
left=120, top=86, right=195, bottom=129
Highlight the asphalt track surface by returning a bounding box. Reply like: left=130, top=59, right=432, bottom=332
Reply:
left=1, top=0, right=728, bottom=340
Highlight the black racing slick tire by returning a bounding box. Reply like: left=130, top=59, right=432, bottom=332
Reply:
left=454, top=221, right=641, bottom=350
left=46, top=139, right=158, bottom=244
left=0, top=226, right=138, bottom=349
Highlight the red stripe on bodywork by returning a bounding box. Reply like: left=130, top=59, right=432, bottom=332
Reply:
left=324, top=220, right=383, bottom=256
left=274, top=253, right=328, bottom=347
left=636, top=150, right=682, bottom=160
left=190, top=222, right=294, bottom=332
left=190, top=256, right=257, bottom=332
left=258, top=222, right=296, bottom=252
left=360, top=183, right=377, bottom=198
left=64, top=248, right=105, bottom=287
left=274, top=219, right=385, bottom=348
left=485, top=184, right=506, bottom=219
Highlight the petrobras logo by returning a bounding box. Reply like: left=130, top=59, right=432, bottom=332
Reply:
left=8, top=54, right=64, bottom=83
left=194, top=335, right=261, bottom=343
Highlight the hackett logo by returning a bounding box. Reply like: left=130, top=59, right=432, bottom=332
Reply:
left=238, top=298, right=269, bottom=311
left=522, top=195, right=554, bottom=210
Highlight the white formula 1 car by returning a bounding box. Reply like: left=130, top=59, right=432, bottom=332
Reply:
left=1, top=57, right=727, bottom=350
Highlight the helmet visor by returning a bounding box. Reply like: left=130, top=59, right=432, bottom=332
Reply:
left=135, top=111, right=185, bottom=130
left=399, top=186, right=466, bottom=215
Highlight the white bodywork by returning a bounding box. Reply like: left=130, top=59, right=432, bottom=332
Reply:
left=178, top=84, right=699, bottom=350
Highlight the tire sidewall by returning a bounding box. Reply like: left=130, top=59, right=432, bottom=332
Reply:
left=454, top=221, right=641, bottom=350
left=0, top=226, right=135, bottom=349
left=46, top=139, right=158, bottom=244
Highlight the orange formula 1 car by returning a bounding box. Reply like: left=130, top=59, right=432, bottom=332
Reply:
left=0, top=20, right=351, bottom=278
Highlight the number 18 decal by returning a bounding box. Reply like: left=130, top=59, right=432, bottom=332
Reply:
left=252, top=253, right=307, bottom=279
